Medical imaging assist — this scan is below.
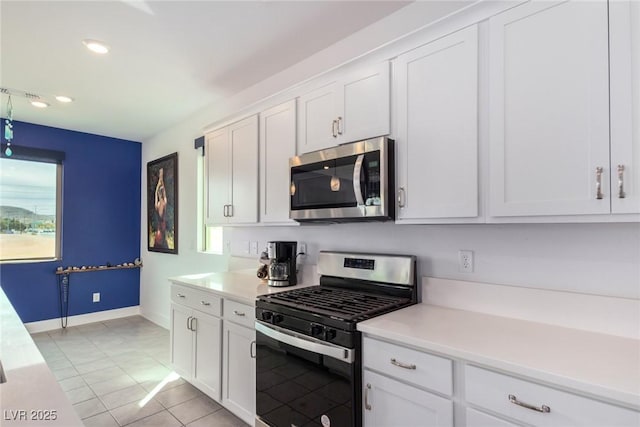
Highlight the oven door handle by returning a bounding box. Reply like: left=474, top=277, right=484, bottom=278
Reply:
left=255, top=321, right=354, bottom=363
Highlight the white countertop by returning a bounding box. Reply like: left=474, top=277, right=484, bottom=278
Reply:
left=0, top=287, right=83, bottom=426
left=168, top=269, right=315, bottom=305
left=358, top=303, right=640, bottom=409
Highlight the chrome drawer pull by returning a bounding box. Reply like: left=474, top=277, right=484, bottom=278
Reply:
left=233, top=310, right=246, bottom=317
left=390, top=358, right=416, bottom=370
left=364, top=383, right=372, bottom=410
left=200, top=301, right=211, bottom=306
left=177, top=293, right=185, bottom=298
left=508, top=394, right=550, bottom=413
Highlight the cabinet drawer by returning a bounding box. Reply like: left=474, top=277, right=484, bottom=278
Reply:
left=466, top=408, right=519, bottom=427
left=223, top=299, right=254, bottom=327
left=362, top=336, right=453, bottom=396
left=465, top=365, right=640, bottom=426
left=171, top=284, right=221, bottom=317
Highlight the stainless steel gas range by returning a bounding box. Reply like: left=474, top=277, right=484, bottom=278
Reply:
left=254, top=251, right=417, bottom=427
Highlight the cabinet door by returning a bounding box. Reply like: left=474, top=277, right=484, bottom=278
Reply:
left=363, top=370, right=453, bottom=427
left=222, top=320, right=256, bottom=425
left=192, top=311, right=222, bottom=401
left=229, top=115, right=259, bottom=224
left=297, top=82, right=339, bottom=154
left=339, top=62, right=390, bottom=144
left=610, top=1, right=640, bottom=214
left=259, top=100, right=297, bottom=224
left=395, top=26, right=478, bottom=221
left=170, top=303, right=192, bottom=380
left=205, top=127, right=230, bottom=224
left=488, top=1, right=611, bottom=217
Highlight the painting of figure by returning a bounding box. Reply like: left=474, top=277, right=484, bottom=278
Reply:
left=147, top=153, right=177, bottom=254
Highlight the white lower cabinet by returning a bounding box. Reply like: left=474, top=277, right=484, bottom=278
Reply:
left=465, top=365, right=640, bottom=427
left=170, top=284, right=257, bottom=425
left=170, top=302, right=222, bottom=401
left=363, top=370, right=453, bottom=427
left=363, top=336, right=454, bottom=427
left=222, top=301, right=256, bottom=425
left=362, top=336, right=640, bottom=427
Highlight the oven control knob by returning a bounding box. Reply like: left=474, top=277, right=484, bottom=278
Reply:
left=324, top=329, right=337, bottom=341
left=310, top=324, right=324, bottom=337
left=261, top=311, right=273, bottom=322
left=272, top=314, right=284, bottom=324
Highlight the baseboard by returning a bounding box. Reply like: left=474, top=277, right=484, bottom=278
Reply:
left=140, top=308, right=169, bottom=330
left=24, top=306, right=141, bottom=333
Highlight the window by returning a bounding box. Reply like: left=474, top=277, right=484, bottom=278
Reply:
left=0, top=149, right=63, bottom=262
left=197, top=153, right=223, bottom=254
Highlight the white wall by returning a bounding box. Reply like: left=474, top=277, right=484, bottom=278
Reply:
left=227, top=222, right=640, bottom=300
left=140, top=2, right=640, bottom=328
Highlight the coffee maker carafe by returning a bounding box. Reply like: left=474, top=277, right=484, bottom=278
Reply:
left=266, top=241, right=297, bottom=287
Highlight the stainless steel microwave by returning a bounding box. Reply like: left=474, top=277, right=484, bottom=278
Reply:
left=289, top=136, right=394, bottom=222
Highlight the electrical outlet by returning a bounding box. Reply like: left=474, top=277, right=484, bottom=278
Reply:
left=458, top=250, right=474, bottom=273
left=299, top=242, right=307, bottom=255
left=250, top=241, right=259, bottom=255
left=93, top=292, right=100, bottom=303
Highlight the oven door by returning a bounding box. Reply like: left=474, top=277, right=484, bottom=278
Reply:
left=255, top=321, right=360, bottom=427
left=289, top=137, right=392, bottom=222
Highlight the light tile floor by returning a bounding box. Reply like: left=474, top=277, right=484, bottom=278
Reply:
left=31, top=316, right=249, bottom=427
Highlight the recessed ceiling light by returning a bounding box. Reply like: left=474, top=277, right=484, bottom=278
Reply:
left=31, top=100, right=50, bottom=108
left=55, top=95, right=74, bottom=103
left=82, top=39, right=109, bottom=54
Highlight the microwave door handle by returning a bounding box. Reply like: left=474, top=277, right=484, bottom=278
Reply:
left=353, top=154, right=366, bottom=209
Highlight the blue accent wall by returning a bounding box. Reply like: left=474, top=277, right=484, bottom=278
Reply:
left=0, top=120, right=141, bottom=323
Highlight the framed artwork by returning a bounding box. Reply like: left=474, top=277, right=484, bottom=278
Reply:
left=147, top=152, right=178, bottom=254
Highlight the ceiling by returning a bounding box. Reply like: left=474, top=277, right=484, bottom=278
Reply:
left=0, top=1, right=416, bottom=142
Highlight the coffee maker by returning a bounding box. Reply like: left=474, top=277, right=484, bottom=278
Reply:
left=266, top=241, right=297, bottom=287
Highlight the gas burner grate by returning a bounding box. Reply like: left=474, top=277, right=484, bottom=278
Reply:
left=261, top=286, right=411, bottom=322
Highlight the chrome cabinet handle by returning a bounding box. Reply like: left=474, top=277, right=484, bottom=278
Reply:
left=508, top=394, right=550, bottom=413
left=227, top=204, right=233, bottom=217
left=390, top=358, right=416, bottom=370
left=596, top=167, right=604, bottom=199
left=398, top=187, right=406, bottom=208
left=331, top=120, right=337, bottom=138
left=177, top=293, right=185, bottom=298
left=336, top=116, right=343, bottom=135
left=364, top=383, right=372, bottom=410
left=233, top=310, right=246, bottom=317
left=618, top=165, right=626, bottom=199
left=250, top=341, right=256, bottom=359
left=200, top=300, right=211, bottom=306
left=223, top=205, right=228, bottom=217
left=187, top=316, right=192, bottom=331
left=190, top=317, right=197, bottom=332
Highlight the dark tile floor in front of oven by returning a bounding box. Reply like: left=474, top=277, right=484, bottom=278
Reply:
left=31, top=316, right=249, bottom=427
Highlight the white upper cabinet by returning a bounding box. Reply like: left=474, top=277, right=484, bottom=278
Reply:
left=205, top=127, right=231, bottom=225
left=395, top=25, right=479, bottom=222
left=610, top=1, right=640, bottom=214
left=205, top=115, right=259, bottom=225
left=297, top=62, right=390, bottom=154
left=259, top=100, right=297, bottom=224
left=488, top=1, right=611, bottom=217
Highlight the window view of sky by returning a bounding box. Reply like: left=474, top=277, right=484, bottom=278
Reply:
left=0, top=158, right=57, bottom=216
